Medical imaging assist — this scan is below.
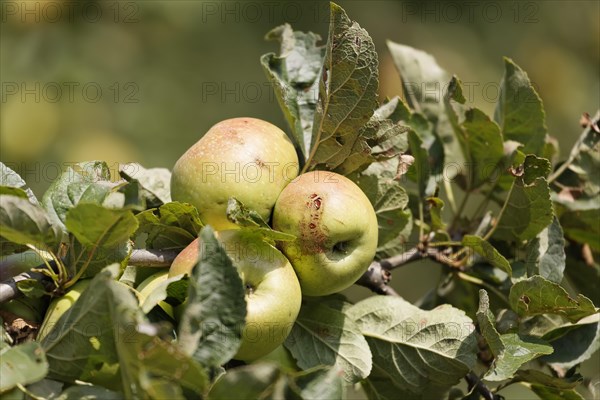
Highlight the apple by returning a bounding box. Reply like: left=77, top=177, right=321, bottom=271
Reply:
left=272, top=171, right=378, bottom=296
left=37, top=279, right=91, bottom=341
left=169, top=230, right=302, bottom=361
left=170, top=118, right=299, bottom=230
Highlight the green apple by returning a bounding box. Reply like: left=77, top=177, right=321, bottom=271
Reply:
left=37, top=279, right=91, bottom=341
left=136, top=270, right=175, bottom=319
left=272, top=171, right=378, bottom=296
left=169, top=230, right=302, bottom=361
left=170, top=117, right=299, bottom=230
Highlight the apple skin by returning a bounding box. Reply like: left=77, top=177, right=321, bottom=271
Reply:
left=170, top=118, right=299, bottom=230
left=169, top=231, right=302, bottom=362
left=272, top=171, right=378, bottom=296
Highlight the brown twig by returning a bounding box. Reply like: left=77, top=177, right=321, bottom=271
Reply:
left=128, top=249, right=179, bottom=267
left=0, top=272, right=53, bottom=303
left=465, top=371, right=502, bottom=400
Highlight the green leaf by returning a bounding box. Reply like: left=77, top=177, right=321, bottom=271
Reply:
left=405, top=129, right=432, bottom=198
left=386, top=41, right=463, bottom=170
left=0, top=195, right=61, bottom=250
left=449, top=104, right=505, bottom=189
left=261, top=24, right=324, bottom=158
left=136, top=201, right=203, bottom=250
left=293, top=365, right=346, bottom=400
left=26, top=378, right=64, bottom=399
left=494, top=58, right=548, bottom=154
left=525, top=217, right=566, bottom=283
left=16, top=278, right=47, bottom=298
left=540, top=314, right=600, bottom=370
left=65, top=203, right=138, bottom=248
left=462, top=235, right=512, bottom=276
left=226, top=197, right=271, bottom=228
left=494, top=177, right=553, bottom=241
left=515, top=369, right=582, bottom=390
left=559, top=208, right=600, bottom=252
left=55, top=384, right=123, bottom=400
left=350, top=160, right=412, bottom=255
left=120, top=163, right=172, bottom=206
left=426, top=196, right=446, bottom=231
left=0, top=162, right=37, bottom=204
left=347, top=296, right=477, bottom=399
left=208, top=363, right=291, bottom=400
left=530, top=385, right=585, bottom=400
left=226, top=198, right=296, bottom=243
left=477, top=290, right=553, bottom=381
left=64, top=204, right=137, bottom=278
left=523, top=155, right=551, bottom=185
left=40, top=265, right=207, bottom=397
left=285, top=300, right=371, bottom=383
left=386, top=41, right=448, bottom=117
left=209, top=362, right=345, bottom=400
left=509, top=275, right=597, bottom=322
left=0, top=341, right=48, bottom=392
left=564, top=245, right=600, bottom=305
left=41, top=161, right=114, bottom=232
left=69, top=240, right=132, bottom=280
left=551, top=112, right=600, bottom=211
left=177, top=226, right=247, bottom=369
left=307, top=3, right=379, bottom=173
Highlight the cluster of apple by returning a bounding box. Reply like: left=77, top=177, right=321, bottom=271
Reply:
left=169, top=117, right=378, bottom=361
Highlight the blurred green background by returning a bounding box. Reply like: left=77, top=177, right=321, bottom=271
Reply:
left=1, top=1, right=599, bottom=397
left=2, top=1, right=598, bottom=187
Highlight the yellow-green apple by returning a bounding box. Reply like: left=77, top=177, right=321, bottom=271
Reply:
left=272, top=171, right=378, bottom=296
left=169, top=231, right=302, bottom=361
left=170, top=118, right=299, bottom=230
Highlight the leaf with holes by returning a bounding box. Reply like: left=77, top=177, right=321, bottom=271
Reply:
left=306, top=3, right=379, bottom=173
left=509, top=275, right=597, bottom=323
left=477, top=290, right=553, bottom=381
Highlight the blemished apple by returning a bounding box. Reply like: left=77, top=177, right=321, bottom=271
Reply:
left=170, top=118, right=299, bottom=230
left=169, top=230, right=302, bottom=361
left=272, top=171, right=378, bottom=296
